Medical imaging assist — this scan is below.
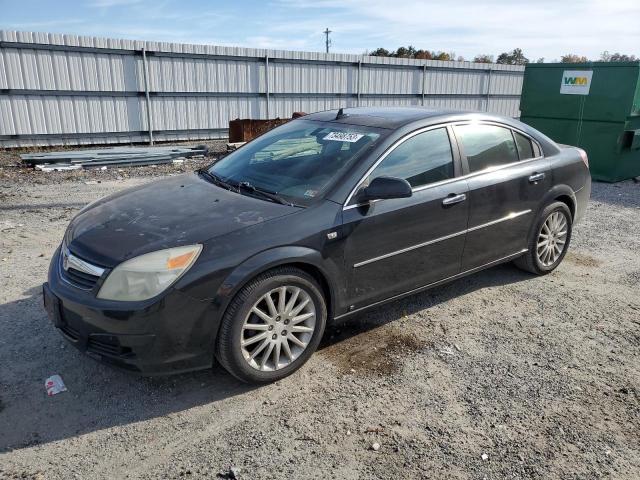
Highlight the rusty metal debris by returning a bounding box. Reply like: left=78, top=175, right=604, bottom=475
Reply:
left=228, top=113, right=306, bottom=143
left=228, top=118, right=290, bottom=143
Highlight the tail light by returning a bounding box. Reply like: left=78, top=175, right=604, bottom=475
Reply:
left=577, top=148, right=589, bottom=168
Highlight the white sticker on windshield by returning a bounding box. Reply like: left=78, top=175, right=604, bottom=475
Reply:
left=323, top=132, right=365, bottom=143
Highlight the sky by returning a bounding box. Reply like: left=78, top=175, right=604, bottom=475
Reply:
left=0, top=0, right=638, bottom=61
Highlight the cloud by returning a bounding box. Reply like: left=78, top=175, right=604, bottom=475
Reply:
left=3, top=0, right=637, bottom=60
left=274, top=0, right=640, bottom=59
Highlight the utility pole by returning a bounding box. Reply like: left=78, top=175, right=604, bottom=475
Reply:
left=323, top=28, right=332, bottom=53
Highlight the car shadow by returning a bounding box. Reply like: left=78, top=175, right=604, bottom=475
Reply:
left=0, top=263, right=532, bottom=452
left=319, top=262, right=533, bottom=349
left=0, top=285, right=257, bottom=453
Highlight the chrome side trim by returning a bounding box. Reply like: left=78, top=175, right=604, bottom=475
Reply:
left=353, top=209, right=531, bottom=268
left=344, top=198, right=382, bottom=211
left=353, top=230, right=465, bottom=268
left=62, top=246, right=105, bottom=277
left=335, top=248, right=529, bottom=320
left=466, top=209, right=531, bottom=233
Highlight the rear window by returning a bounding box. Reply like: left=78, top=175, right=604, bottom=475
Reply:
left=455, top=124, right=518, bottom=173
left=514, top=131, right=535, bottom=160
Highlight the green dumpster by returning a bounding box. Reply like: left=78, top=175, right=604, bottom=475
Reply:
left=520, top=61, right=640, bottom=182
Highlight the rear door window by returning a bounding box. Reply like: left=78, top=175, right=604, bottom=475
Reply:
left=514, top=131, right=535, bottom=160
left=368, top=128, right=454, bottom=188
left=454, top=124, right=518, bottom=173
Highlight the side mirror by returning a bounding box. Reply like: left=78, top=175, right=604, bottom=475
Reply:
left=360, top=176, right=412, bottom=201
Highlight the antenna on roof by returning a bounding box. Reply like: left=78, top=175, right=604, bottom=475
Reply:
left=336, top=107, right=347, bottom=119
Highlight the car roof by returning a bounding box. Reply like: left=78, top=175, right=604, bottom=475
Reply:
left=302, top=106, right=561, bottom=156
left=303, top=107, right=475, bottom=129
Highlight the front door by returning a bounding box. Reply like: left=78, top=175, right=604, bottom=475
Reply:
left=342, top=126, right=469, bottom=310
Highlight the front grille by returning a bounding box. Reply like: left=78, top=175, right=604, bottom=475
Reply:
left=59, top=247, right=104, bottom=290
left=63, top=267, right=100, bottom=289
left=88, top=336, right=132, bottom=358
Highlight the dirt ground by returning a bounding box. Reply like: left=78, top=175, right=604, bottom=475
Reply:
left=0, top=158, right=639, bottom=479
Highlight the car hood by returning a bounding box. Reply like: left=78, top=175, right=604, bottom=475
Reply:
left=66, top=173, right=300, bottom=267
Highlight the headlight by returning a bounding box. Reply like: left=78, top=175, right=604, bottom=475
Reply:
left=97, top=245, right=202, bottom=301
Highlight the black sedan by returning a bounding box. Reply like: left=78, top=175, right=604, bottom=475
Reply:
left=43, top=107, right=591, bottom=383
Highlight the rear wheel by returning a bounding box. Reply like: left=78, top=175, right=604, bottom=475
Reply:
left=514, top=201, right=572, bottom=275
left=215, top=267, right=327, bottom=383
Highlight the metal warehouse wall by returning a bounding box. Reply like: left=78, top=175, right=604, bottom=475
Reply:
left=0, top=30, right=525, bottom=148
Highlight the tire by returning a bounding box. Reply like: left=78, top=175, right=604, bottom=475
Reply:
left=514, top=201, right=573, bottom=275
left=215, top=267, right=327, bottom=383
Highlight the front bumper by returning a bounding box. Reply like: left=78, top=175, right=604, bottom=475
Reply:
left=45, top=247, right=220, bottom=375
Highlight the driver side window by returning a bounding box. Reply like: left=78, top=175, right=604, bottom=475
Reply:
left=367, top=128, right=454, bottom=189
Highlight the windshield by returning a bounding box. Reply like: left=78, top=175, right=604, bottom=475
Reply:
left=208, top=120, right=385, bottom=206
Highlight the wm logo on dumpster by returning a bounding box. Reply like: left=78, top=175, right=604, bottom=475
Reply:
left=564, top=76, right=589, bottom=85
left=560, top=70, right=593, bottom=95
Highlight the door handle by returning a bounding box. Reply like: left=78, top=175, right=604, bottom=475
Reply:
left=442, top=193, right=467, bottom=206
left=528, top=172, right=545, bottom=183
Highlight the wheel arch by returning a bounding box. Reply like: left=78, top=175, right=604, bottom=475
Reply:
left=286, top=262, right=334, bottom=320
left=554, top=193, right=576, bottom=221
left=538, top=184, right=577, bottom=221
left=519, top=184, right=577, bottom=247
left=213, top=246, right=341, bottom=326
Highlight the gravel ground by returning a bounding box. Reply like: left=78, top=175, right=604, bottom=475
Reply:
left=0, top=140, right=227, bottom=187
left=0, top=164, right=639, bottom=479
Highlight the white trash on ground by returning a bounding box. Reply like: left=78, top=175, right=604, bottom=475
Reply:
left=45, top=375, right=67, bottom=396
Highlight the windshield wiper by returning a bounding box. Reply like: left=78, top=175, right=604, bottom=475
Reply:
left=237, top=181, right=298, bottom=207
left=197, top=169, right=236, bottom=191
left=198, top=170, right=301, bottom=207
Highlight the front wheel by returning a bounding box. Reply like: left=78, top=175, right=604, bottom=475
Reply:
left=215, top=267, right=327, bottom=383
left=514, top=201, right=573, bottom=275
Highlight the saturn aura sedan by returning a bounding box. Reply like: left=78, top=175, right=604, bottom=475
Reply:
left=43, top=107, right=591, bottom=383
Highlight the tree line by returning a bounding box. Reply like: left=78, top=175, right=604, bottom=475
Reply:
left=366, top=47, right=639, bottom=65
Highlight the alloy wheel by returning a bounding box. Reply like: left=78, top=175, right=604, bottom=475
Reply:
left=536, top=211, right=568, bottom=267
left=240, top=285, right=316, bottom=371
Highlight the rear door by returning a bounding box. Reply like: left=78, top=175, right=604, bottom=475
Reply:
left=453, top=122, right=551, bottom=270
left=342, top=126, right=469, bottom=310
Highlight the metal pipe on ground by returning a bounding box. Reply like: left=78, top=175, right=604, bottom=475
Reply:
left=21, top=145, right=208, bottom=170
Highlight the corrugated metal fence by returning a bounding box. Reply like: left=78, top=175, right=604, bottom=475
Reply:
left=0, top=30, right=525, bottom=148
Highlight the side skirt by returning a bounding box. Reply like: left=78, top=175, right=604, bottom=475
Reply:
left=333, top=249, right=528, bottom=321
